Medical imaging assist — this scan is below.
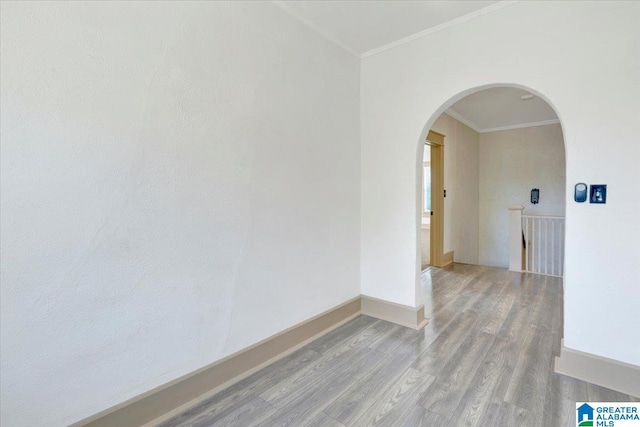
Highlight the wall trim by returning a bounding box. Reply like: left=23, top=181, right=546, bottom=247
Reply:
left=442, top=251, right=454, bottom=267
left=446, top=108, right=561, bottom=134
left=480, top=119, right=561, bottom=133
left=74, top=297, right=362, bottom=427
left=274, top=1, right=518, bottom=60
left=361, top=1, right=519, bottom=58
left=426, top=130, right=445, bottom=145
left=555, top=340, right=640, bottom=398
left=360, top=295, right=428, bottom=331
left=444, top=109, right=482, bottom=133
left=73, top=294, right=429, bottom=426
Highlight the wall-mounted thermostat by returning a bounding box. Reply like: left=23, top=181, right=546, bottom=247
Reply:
left=590, top=184, right=607, bottom=204
left=574, top=183, right=587, bottom=203
left=530, top=188, right=539, bottom=204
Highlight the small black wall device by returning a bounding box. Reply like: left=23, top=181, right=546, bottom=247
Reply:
left=574, top=183, right=587, bottom=203
left=590, top=185, right=607, bottom=204
left=530, top=188, right=539, bottom=204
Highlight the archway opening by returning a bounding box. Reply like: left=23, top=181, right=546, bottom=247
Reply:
left=416, top=83, right=566, bottom=323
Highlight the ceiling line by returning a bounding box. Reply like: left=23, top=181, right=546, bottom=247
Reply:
left=480, top=119, right=561, bottom=133
left=360, top=1, right=519, bottom=59
left=445, top=107, right=561, bottom=133
left=271, top=0, right=361, bottom=58
left=445, top=108, right=482, bottom=133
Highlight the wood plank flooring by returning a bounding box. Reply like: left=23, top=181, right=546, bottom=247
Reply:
left=159, top=264, right=638, bottom=427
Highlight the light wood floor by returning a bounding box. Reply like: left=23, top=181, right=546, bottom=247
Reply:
left=160, top=264, right=638, bottom=427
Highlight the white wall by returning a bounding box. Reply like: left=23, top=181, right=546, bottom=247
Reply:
left=479, top=124, right=565, bottom=268
left=0, top=2, right=360, bottom=426
left=431, top=113, right=479, bottom=265
left=361, top=1, right=640, bottom=366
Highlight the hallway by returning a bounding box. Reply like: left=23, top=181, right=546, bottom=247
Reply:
left=161, top=265, right=637, bottom=427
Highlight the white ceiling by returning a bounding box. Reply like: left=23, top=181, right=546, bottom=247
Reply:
left=274, top=2, right=557, bottom=131
left=447, top=87, right=559, bottom=133
left=275, top=1, right=502, bottom=56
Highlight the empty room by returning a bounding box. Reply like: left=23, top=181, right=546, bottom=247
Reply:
left=1, top=1, right=639, bottom=426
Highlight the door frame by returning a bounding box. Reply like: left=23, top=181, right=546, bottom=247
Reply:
left=426, top=130, right=446, bottom=267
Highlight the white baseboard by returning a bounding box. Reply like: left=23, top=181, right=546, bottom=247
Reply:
left=73, top=297, right=362, bottom=427
left=74, top=294, right=428, bottom=426
left=361, top=295, right=428, bottom=330
left=555, top=340, right=640, bottom=398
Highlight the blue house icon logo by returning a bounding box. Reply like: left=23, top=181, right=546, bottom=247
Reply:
left=577, top=403, right=594, bottom=426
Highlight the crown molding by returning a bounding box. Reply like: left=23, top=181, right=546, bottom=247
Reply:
left=271, top=1, right=360, bottom=58
left=361, top=1, right=520, bottom=59
left=480, top=119, right=561, bottom=133
left=273, top=1, right=519, bottom=60
left=444, top=108, right=482, bottom=133
left=445, top=108, right=560, bottom=133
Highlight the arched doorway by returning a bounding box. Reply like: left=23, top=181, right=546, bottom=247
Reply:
left=416, top=83, right=566, bottom=296
left=414, top=85, right=574, bottom=422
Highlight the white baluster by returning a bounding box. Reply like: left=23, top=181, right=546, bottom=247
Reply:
left=508, top=205, right=525, bottom=272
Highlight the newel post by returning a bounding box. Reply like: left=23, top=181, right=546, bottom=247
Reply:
left=508, top=205, right=524, bottom=272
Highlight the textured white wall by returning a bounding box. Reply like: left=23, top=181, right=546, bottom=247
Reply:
left=431, top=113, right=479, bottom=265
left=479, top=124, right=566, bottom=268
left=361, top=0, right=640, bottom=365
left=0, top=2, right=360, bottom=425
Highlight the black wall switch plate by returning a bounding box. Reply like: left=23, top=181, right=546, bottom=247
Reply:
left=590, top=185, right=607, bottom=204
